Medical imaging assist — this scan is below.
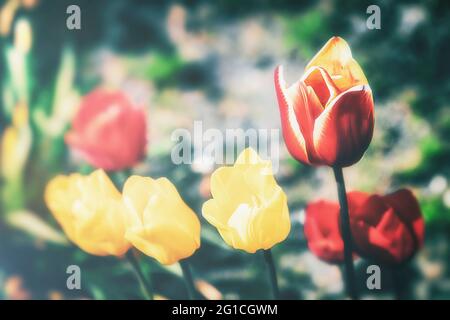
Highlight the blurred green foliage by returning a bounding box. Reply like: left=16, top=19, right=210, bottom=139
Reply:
left=284, top=10, right=329, bottom=58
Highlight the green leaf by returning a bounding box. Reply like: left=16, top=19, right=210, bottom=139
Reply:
left=6, top=210, right=69, bottom=245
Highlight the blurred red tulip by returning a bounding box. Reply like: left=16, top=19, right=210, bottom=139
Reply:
left=304, top=189, right=424, bottom=264
left=348, top=189, right=424, bottom=264
left=304, top=199, right=345, bottom=263
left=274, top=37, right=374, bottom=167
left=65, top=88, right=148, bottom=171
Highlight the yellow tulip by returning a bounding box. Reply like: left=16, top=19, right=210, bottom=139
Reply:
left=202, top=148, right=290, bottom=253
left=1, top=102, right=31, bottom=180
left=123, top=176, right=201, bottom=265
left=45, top=169, right=130, bottom=256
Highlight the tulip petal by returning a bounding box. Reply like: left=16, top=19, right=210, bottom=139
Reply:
left=305, top=36, right=368, bottom=92
left=226, top=203, right=257, bottom=252
left=313, top=85, right=374, bottom=167
left=208, top=148, right=279, bottom=224
left=304, top=200, right=344, bottom=263
left=74, top=198, right=130, bottom=256
left=302, top=66, right=339, bottom=107
left=209, top=166, right=244, bottom=220
left=366, top=208, right=415, bottom=264
left=240, top=154, right=279, bottom=202
left=382, top=189, right=425, bottom=249
left=124, top=176, right=201, bottom=264
left=275, top=66, right=325, bottom=164
left=346, top=191, right=371, bottom=215
left=122, top=175, right=159, bottom=227
left=202, top=199, right=226, bottom=229
left=44, top=170, right=130, bottom=257
left=125, top=224, right=199, bottom=265
left=251, top=188, right=291, bottom=251
left=274, top=66, right=310, bottom=164
left=45, top=174, right=80, bottom=240
left=350, top=193, right=389, bottom=226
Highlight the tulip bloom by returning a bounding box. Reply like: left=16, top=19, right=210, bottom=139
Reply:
left=304, top=200, right=345, bottom=263
left=304, top=189, right=424, bottom=264
left=275, top=36, right=374, bottom=167
left=349, top=189, right=424, bottom=264
left=45, top=170, right=130, bottom=256
left=65, top=88, right=148, bottom=171
left=123, top=176, right=201, bottom=265
left=202, top=148, right=290, bottom=253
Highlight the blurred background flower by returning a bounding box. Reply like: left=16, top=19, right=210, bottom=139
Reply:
left=65, top=88, right=148, bottom=171
left=304, top=199, right=345, bottom=263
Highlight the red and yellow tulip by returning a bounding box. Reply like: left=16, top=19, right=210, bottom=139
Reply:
left=275, top=36, right=374, bottom=167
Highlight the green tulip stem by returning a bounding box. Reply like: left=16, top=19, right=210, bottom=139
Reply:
left=333, top=167, right=358, bottom=300
left=125, top=250, right=154, bottom=300
left=180, top=260, right=197, bottom=300
left=390, top=265, right=404, bottom=300
left=263, top=249, right=280, bottom=299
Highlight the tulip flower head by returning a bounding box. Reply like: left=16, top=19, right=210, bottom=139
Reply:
left=123, top=176, right=201, bottom=265
left=275, top=36, right=374, bottom=167
left=65, top=88, right=148, bottom=171
left=202, top=148, right=291, bottom=253
left=304, top=189, right=424, bottom=264
left=45, top=170, right=131, bottom=256
left=304, top=199, right=345, bottom=263
left=348, top=189, right=424, bottom=264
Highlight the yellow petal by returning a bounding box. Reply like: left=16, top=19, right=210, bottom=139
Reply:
left=305, top=36, right=368, bottom=92
left=125, top=223, right=199, bottom=265
left=44, top=174, right=80, bottom=240
left=208, top=166, right=243, bottom=223
left=122, top=175, right=158, bottom=225
left=226, top=203, right=258, bottom=253
left=202, top=199, right=227, bottom=229
left=123, top=175, right=201, bottom=264
left=250, top=188, right=291, bottom=250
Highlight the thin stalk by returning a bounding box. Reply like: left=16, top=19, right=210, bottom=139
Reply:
left=263, top=249, right=280, bottom=299
left=390, top=266, right=403, bottom=300
left=333, top=167, right=358, bottom=300
left=180, top=260, right=197, bottom=300
left=125, top=250, right=154, bottom=300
